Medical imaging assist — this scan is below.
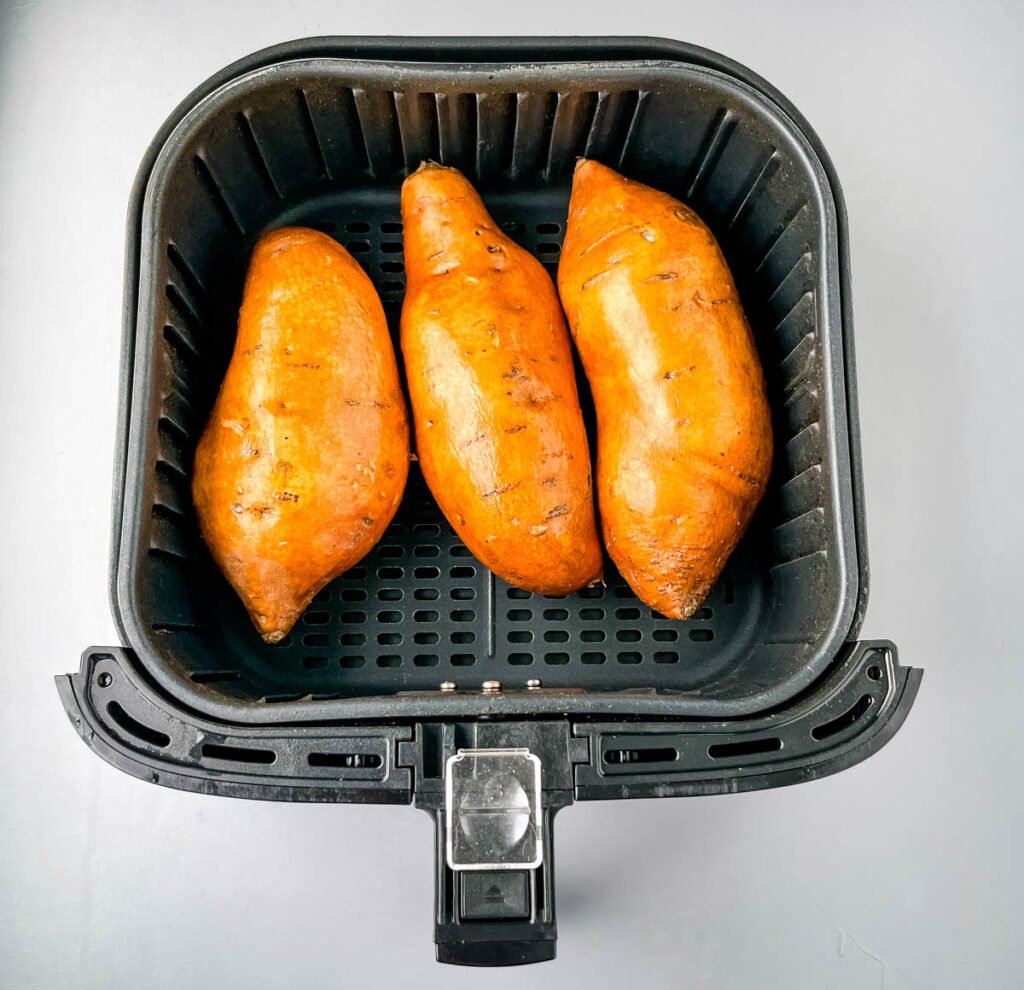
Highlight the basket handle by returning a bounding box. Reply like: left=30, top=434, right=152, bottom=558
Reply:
left=429, top=802, right=561, bottom=966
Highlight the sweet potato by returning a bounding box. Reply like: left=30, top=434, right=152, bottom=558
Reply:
left=401, top=163, right=602, bottom=595
left=192, top=227, right=409, bottom=642
left=558, top=160, right=772, bottom=619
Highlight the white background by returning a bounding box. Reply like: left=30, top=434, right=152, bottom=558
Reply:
left=1, top=2, right=1022, bottom=987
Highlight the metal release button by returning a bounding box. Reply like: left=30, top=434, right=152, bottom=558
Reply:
left=460, top=871, right=531, bottom=921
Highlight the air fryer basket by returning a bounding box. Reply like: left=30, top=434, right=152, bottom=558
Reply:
left=60, top=37, right=920, bottom=966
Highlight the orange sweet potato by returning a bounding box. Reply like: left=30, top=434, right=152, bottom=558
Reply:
left=558, top=160, right=772, bottom=619
left=192, top=227, right=409, bottom=642
left=401, top=163, right=602, bottom=595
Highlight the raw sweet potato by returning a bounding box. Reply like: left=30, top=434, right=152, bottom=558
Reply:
left=557, top=160, right=772, bottom=619
left=192, top=227, right=409, bottom=642
left=401, top=163, right=602, bottom=595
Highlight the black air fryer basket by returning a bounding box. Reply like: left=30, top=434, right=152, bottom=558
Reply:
left=59, top=37, right=921, bottom=966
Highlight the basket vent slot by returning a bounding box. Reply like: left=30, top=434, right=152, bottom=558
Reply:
left=708, top=736, right=782, bottom=759
left=604, top=746, right=678, bottom=766
left=106, top=702, right=171, bottom=749
left=201, top=743, right=275, bottom=764
left=308, top=751, right=382, bottom=769
left=811, top=695, right=874, bottom=741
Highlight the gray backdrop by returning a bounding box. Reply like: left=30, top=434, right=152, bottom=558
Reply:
left=2, top=2, right=1021, bottom=987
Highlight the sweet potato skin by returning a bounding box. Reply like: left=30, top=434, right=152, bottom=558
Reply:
left=401, top=164, right=602, bottom=595
left=192, top=227, right=409, bottom=642
left=557, top=160, right=772, bottom=619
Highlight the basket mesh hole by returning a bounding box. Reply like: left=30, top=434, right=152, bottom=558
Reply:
left=415, top=588, right=440, bottom=600
left=509, top=653, right=533, bottom=665
left=340, top=655, right=365, bottom=669
left=377, top=632, right=402, bottom=645
left=509, top=630, right=533, bottom=643
left=451, top=631, right=475, bottom=644
left=377, top=655, right=401, bottom=667
left=451, top=654, right=475, bottom=666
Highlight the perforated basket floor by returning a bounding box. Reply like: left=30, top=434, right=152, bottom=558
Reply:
left=112, top=42, right=861, bottom=721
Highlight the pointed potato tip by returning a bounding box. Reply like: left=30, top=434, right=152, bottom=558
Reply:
left=572, top=157, right=618, bottom=182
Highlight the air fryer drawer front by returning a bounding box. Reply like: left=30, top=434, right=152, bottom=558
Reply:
left=59, top=639, right=920, bottom=965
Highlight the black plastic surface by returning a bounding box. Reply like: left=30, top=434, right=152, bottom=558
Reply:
left=58, top=640, right=917, bottom=804
left=107, top=37, right=863, bottom=723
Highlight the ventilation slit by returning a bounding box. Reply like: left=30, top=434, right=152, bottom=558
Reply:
left=201, top=743, right=276, bottom=764
left=811, top=695, right=874, bottom=741
left=708, top=737, right=782, bottom=759
left=235, top=111, right=283, bottom=198
left=106, top=702, right=171, bottom=748
left=192, top=155, right=244, bottom=235
left=686, top=108, right=736, bottom=198
left=296, top=88, right=330, bottom=179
